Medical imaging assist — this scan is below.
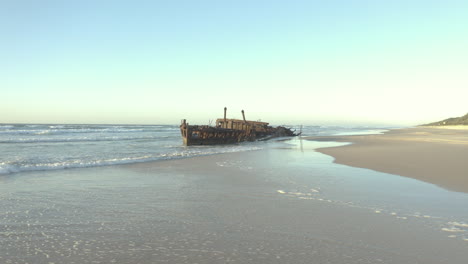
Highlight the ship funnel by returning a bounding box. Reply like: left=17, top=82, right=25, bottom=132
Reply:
left=224, top=107, right=227, bottom=122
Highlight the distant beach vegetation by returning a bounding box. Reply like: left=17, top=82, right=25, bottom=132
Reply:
left=423, top=113, right=468, bottom=126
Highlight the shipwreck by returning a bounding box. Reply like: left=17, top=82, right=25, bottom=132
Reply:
left=180, top=107, right=300, bottom=146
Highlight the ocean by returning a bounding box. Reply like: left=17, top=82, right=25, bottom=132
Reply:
left=0, top=123, right=388, bottom=175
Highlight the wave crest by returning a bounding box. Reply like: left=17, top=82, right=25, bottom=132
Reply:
left=0, top=145, right=263, bottom=175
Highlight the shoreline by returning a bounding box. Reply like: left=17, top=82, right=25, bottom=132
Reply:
left=2, top=136, right=468, bottom=263
left=422, top=126, right=468, bottom=130
left=305, top=126, right=468, bottom=193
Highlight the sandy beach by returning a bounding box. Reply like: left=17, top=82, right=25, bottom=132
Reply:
left=1, top=139, right=468, bottom=263
left=306, top=126, right=468, bottom=193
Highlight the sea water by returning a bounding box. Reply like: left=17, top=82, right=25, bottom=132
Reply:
left=0, top=124, right=255, bottom=175
left=0, top=124, right=390, bottom=175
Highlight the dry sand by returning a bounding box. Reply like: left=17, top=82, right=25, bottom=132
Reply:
left=307, top=126, right=468, bottom=193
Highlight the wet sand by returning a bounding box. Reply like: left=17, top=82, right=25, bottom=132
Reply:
left=306, top=127, right=468, bottom=193
left=1, top=140, right=468, bottom=263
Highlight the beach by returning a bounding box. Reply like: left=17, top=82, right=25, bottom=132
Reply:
left=307, top=126, right=468, bottom=193
left=4, top=0, right=468, bottom=262
left=1, top=138, right=468, bottom=263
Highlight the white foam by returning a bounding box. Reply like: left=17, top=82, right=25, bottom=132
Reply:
left=0, top=142, right=263, bottom=175
left=0, top=155, right=167, bottom=175
left=290, top=192, right=305, bottom=196
left=0, top=135, right=161, bottom=144
left=277, top=190, right=286, bottom=194
left=441, top=227, right=465, bottom=233
left=448, top=222, right=468, bottom=228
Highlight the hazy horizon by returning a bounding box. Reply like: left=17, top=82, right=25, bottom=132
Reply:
left=2, top=1, right=467, bottom=126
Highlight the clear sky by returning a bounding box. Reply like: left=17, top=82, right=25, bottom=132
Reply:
left=1, top=0, right=467, bottom=126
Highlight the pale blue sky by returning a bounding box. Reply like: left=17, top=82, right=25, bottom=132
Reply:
left=1, top=0, right=467, bottom=125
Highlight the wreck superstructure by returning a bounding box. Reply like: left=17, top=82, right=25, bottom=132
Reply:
left=180, top=108, right=299, bottom=146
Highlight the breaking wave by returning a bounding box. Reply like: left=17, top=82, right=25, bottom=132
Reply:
left=0, top=136, right=172, bottom=144
left=0, top=144, right=263, bottom=175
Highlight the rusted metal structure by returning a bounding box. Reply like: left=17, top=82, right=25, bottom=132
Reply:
left=180, top=107, right=299, bottom=146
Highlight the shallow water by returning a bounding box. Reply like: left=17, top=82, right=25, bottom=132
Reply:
left=268, top=138, right=468, bottom=242
left=1, top=133, right=467, bottom=263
